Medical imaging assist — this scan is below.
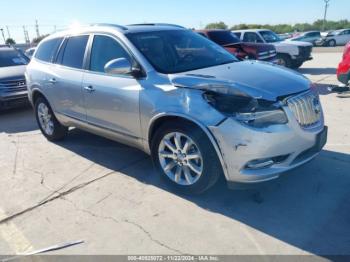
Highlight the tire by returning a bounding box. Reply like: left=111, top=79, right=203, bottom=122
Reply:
left=151, top=122, right=222, bottom=194
left=35, top=97, right=68, bottom=141
left=276, top=54, right=293, bottom=68
left=291, top=61, right=303, bottom=69
left=328, top=39, right=336, bottom=47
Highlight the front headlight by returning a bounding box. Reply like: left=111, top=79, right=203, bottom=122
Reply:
left=234, top=109, right=288, bottom=128
left=203, top=92, right=288, bottom=128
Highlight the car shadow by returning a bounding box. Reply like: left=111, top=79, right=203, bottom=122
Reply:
left=298, top=68, right=337, bottom=75
left=0, top=106, right=38, bottom=133
left=55, top=128, right=350, bottom=256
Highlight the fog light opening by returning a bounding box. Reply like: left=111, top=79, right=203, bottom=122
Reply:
left=245, top=154, right=290, bottom=170
left=245, top=158, right=274, bottom=169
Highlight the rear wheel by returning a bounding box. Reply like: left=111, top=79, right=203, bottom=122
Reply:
left=151, top=122, right=222, bottom=194
left=276, top=54, right=292, bottom=68
left=35, top=97, right=68, bottom=141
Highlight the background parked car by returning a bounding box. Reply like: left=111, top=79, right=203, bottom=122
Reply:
left=233, top=29, right=313, bottom=69
left=337, top=41, right=350, bottom=85
left=0, top=45, right=30, bottom=110
left=196, top=29, right=277, bottom=62
left=286, top=31, right=321, bottom=46
left=316, top=29, right=350, bottom=47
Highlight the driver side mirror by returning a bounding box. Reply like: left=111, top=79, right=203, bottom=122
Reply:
left=104, top=58, right=144, bottom=78
left=104, top=58, right=133, bottom=75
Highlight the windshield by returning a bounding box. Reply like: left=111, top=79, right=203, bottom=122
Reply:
left=0, top=49, right=29, bottom=67
left=206, top=31, right=240, bottom=45
left=260, top=30, right=282, bottom=43
left=126, top=30, right=238, bottom=74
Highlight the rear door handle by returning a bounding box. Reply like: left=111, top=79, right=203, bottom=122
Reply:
left=83, top=85, right=95, bottom=93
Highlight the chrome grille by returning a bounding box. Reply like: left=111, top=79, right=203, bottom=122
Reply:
left=287, top=91, right=322, bottom=128
left=0, top=79, right=27, bottom=93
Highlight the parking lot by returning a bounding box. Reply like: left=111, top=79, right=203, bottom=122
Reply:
left=0, top=48, right=349, bottom=256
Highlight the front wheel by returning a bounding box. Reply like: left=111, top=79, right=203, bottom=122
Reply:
left=328, top=40, right=336, bottom=47
left=291, top=61, right=304, bottom=69
left=276, top=54, right=292, bottom=68
left=35, top=97, right=68, bottom=141
left=151, top=122, right=222, bottom=194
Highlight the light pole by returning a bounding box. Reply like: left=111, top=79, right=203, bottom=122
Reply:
left=0, top=28, right=6, bottom=44
left=322, top=0, right=330, bottom=32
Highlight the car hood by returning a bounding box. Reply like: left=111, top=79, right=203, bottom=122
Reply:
left=169, top=61, right=310, bottom=101
left=274, top=40, right=313, bottom=47
left=0, top=65, right=26, bottom=80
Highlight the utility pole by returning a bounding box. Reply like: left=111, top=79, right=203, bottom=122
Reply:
left=322, top=0, right=330, bottom=31
left=6, top=26, right=11, bottom=38
left=35, top=19, right=40, bottom=38
left=23, top=26, right=30, bottom=44
left=0, top=28, right=6, bottom=44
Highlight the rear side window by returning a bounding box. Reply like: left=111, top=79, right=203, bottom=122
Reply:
left=59, top=35, right=89, bottom=69
left=89, top=35, right=130, bottom=73
left=35, top=38, right=63, bottom=62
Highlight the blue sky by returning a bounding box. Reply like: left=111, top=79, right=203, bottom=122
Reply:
left=1, top=0, right=349, bottom=43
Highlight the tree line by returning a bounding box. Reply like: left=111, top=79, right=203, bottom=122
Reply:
left=205, top=19, right=350, bottom=33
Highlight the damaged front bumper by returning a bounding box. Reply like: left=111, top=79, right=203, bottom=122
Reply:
left=209, top=106, right=326, bottom=184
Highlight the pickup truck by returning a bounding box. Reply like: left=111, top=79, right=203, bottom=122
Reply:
left=233, top=29, right=313, bottom=69
left=196, top=29, right=277, bottom=63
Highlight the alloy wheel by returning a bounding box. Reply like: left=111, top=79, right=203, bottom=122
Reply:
left=37, top=103, right=54, bottom=136
left=158, top=132, right=203, bottom=186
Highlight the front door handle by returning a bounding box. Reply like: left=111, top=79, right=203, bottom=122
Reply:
left=83, top=85, right=95, bottom=93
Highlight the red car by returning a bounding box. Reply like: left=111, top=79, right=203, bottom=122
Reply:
left=196, top=29, right=277, bottom=62
left=337, top=41, right=350, bottom=85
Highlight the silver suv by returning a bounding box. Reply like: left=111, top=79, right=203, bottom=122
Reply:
left=26, top=24, right=327, bottom=194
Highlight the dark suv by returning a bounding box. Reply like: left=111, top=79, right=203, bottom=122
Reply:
left=0, top=45, right=30, bottom=110
left=196, top=29, right=277, bottom=62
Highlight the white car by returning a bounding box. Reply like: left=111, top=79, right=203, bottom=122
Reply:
left=233, top=29, right=313, bottom=69
left=316, top=29, right=350, bottom=47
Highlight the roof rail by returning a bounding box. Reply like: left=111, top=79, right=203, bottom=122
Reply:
left=127, top=23, right=185, bottom=29
left=90, top=23, right=128, bottom=30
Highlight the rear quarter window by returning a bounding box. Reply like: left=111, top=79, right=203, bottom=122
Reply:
left=35, top=37, right=63, bottom=63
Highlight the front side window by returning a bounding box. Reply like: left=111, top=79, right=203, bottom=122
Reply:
left=0, top=49, right=29, bottom=67
left=35, top=38, right=63, bottom=62
left=90, top=35, right=131, bottom=73
left=59, top=35, right=89, bottom=69
left=243, top=32, right=263, bottom=43
left=126, top=29, right=238, bottom=74
left=259, top=31, right=282, bottom=43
